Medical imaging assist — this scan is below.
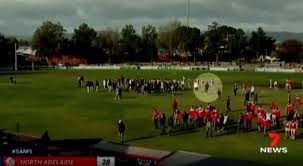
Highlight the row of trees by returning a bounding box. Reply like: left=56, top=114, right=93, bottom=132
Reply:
left=0, top=34, right=18, bottom=66
left=1, top=21, right=303, bottom=66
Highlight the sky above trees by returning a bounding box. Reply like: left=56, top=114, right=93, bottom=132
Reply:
left=1, top=0, right=303, bottom=36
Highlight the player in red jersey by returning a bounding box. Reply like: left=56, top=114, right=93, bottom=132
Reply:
left=152, top=109, right=161, bottom=129
left=188, top=106, right=195, bottom=126
left=270, top=101, right=277, bottom=110
left=263, top=111, right=272, bottom=134
left=271, top=106, right=281, bottom=128
left=197, top=106, right=204, bottom=127
left=250, top=102, right=256, bottom=114
left=285, top=79, right=292, bottom=91
left=204, top=108, right=210, bottom=125
left=284, top=120, right=291, bottom=139
left=286, top=102, right=295, bottom=121
left=290, top=119, right=298, bottom=140
left=295, top=94, right=302, bottom=111
left=257, top=114, right=265, bottom=134
left=257, top=105, right=266, bottom=116
left=245, top=112, right=254, bottom=130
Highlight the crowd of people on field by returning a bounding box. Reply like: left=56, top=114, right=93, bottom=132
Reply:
left=153, top=100, right=230, bottom=137
left=77, top=75, right=188, bottom=97
left=102, top=77, right=187, bottom=96
left=152, top=86, right=302, bottom=140
left=73, top=74, right=303, bottom=142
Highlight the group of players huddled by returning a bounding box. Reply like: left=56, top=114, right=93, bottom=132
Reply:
left=153, top=79, right=302, bottom=140
left=153, top=102, right=229, bottom=137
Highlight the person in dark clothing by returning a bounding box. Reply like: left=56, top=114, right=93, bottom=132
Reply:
left=160, top=113, right=167, bottom=136
left=254, top=92, right=258, bottom=104
left=183, top=111, right=189, bottom=129
left=237, top=113, right=244, bottom=133
left=118, top=120, right=125, bottom=143
left=233, top=83, right=238, bottom=96
left=77, top=75, right=81, bottom=87
left=95, top=80, right=100, bottom=92
left=226, top=96, right=231, bottom=112
left=9, top=75, right=16, bottom=85
left=118, top=86, right=123, bottom=99
left=167, top=115, right=174, bottom=136
left=243, top=91, right=250, bottom=106
left=86, top=81, right=93, bottom=93
left=205, top=82, right=210, bottom=94
left=80, top=76, right=84, bottom=87
left=205, top=118, right=213, bottom=138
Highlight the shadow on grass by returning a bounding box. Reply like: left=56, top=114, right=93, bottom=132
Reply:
left=231, top=109, right=246, bottom=113
left=257, top=103, right=270, bottom=106
left=184, top=157, right=269, bottom=166
left=171, top=128, right=200, bottom=136
left=125, top=135, right=157, bottom=143
left=0, top=71, right=48, bottom=75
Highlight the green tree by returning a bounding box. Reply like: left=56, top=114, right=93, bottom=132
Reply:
left=18, top=39, right=30, bottom=47
left=31, top=21, right=65, bottom=57
left=0, top=33, right=9, bottom=66
left=158, top=21, right=182, bottom=56
left=204, top=22, right=224, bottom=63
left=173, top=26, right=204, bottom=63
left=93, top=29, right=120, bottom=64
left=120, top=24, right=141, bottom=63
left=59, top=38, right=73, bottom=55
left=73, top=23, right=97, bottom=62
left=277, top=39, right=303, bottom=63
left=141, top=24, right=158, bottom=62
left=186, top=27, right=204, bottom=63
left=248, top=27, right=276, bottom=61
left=0, top=34, right=19, bottom=67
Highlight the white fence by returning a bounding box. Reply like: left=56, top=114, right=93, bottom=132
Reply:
left=71, top=65, right=120, bottom=70
left=255, top=68, right=296, bottom=73
left=59, top=65, right=302, bottom=73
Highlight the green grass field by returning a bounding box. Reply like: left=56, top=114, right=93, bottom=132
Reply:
left=1, top=70, right=303, bottom=165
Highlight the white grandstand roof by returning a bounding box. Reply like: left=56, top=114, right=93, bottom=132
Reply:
left=16, top=46, right=36, bottom=56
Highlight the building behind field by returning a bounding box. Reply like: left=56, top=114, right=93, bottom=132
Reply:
left=47, top=55, right=87, bottom=66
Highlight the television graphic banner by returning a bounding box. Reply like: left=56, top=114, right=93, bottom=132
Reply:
left=2, top=156, right=96, bottom=166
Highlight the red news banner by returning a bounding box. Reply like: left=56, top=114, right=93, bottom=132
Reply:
left=3, top=156, right=97, bottom=166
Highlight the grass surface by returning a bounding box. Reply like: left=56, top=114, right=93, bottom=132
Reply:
left=1, top=70, right=303, bottom=165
